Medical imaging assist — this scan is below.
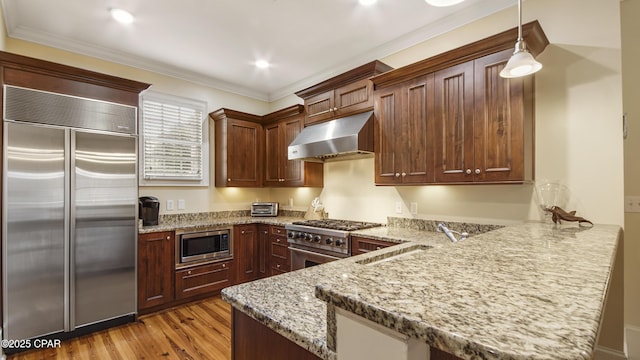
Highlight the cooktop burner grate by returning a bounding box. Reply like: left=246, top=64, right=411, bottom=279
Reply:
left=291, top=219, right=382, bottom=231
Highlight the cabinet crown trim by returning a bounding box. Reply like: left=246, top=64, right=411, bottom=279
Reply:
left=371, top=21, right=549, bottom=89
left=295, top=60, right=393, bottom=99
left=209, top=108, right=263, bottom=123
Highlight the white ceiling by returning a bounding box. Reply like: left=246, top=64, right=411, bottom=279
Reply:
left=1, top=0, right=515, bottom=102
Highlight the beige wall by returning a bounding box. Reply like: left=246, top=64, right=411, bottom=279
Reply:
left=622, top=0, right=640, bottom=338
left=1, top=0, right=630, bottom=352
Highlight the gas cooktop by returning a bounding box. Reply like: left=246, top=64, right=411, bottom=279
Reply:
left=291, top=219, right=383, bottom=232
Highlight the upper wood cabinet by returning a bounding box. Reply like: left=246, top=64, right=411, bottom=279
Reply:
left=372, top=21, right=547, bottom=185
left=434, top=49, right=533, bottom=183
left=295, top=61, right=393, bottom=126
left=263, top=105, right=323, bottom=187
left=374, top=75, right=435, bottom=185
left=210, top=109, right=264, bottom=187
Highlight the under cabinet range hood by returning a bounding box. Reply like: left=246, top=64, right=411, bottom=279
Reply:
left=288, top=111, right=374, bottom=162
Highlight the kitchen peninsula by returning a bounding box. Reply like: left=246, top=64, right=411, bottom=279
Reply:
left=222, top=222, right=622, bottom=360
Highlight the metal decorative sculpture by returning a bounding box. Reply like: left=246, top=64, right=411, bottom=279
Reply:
left=545, top=206, right=593, bottom=227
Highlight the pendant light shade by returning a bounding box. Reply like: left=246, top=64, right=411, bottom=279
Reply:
left=499, top=0, right=542, bottom=78
left=425, top=0, right=464, bottom=7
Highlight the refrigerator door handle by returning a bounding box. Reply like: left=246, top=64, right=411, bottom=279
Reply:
left=66, top=129, right=75, bottom=332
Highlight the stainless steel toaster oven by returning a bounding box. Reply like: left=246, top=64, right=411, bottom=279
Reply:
left=251, top=202, right=278, bottom=217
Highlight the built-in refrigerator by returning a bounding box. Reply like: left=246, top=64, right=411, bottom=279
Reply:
left=2, top=85, right=138, bottom=343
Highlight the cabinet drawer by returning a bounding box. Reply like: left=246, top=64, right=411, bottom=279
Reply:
left=351, top=236, right=397, bottom=256
left=270, top=240, right=289, bottom=260
left=270, top=256, right=290, bottom=275
left=270, top=225, right=286, bottom=236
left=175, top=261, right=234, bottom=300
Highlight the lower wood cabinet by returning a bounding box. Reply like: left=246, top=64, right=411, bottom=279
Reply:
left=258, top=224, right=270, bottom=279
left=138, top=231, right=174, bottom=310
left=351, top=236, right=397, bottom=256
left=175, top=260, right=234, bottom=300
left=269, top=225, right=290, bottom=275
left=235, top=224, right=259, bottom=283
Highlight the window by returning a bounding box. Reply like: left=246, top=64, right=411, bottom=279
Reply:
left=139, top=91, right=209, bottom=186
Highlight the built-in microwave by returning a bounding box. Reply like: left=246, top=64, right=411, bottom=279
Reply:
left=175, top=227, right=232, bottom=268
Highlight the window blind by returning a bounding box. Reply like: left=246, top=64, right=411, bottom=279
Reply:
left=142, top=99, right=204, bottom=180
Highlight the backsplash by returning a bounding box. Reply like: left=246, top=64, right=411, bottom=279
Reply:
left=387, top=217, right=504, bottom=235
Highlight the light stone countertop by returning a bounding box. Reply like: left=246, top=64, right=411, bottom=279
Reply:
left=222, top=222, right=621, bottom=360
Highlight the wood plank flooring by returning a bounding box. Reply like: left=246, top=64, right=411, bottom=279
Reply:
left=7, top=296, right=232, bottom=360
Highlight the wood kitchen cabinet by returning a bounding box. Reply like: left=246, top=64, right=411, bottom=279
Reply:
left=175, top=260, right=234, bottom=300
left=351, top=236, right=397, bottom=256
left=263, top=105, right=323, bottom=187
left=269, top=225, right=290, bottom=275
left=235, top=224, right=259, bottom=283
left=374, top=74, right=435, bottom=185
left=138, top=231, right=174, bottom=311
left=210, top=109, right=263, bottom=187
left=295, top=61, right=393, bottom=126
left=434, top=49, right=532, bottom=183
left=372, top=21, right=546, bottom=185
left=257, top=224, right=270, bottom=279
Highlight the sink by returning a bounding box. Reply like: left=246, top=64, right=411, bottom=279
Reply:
left=355, top=244, right=431, bottom=266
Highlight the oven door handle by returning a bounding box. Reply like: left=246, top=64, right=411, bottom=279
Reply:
left=288, top=246, right=342, bottom=260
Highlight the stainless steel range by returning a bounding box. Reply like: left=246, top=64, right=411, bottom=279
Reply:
left=286, top=219, right=383, bottom=270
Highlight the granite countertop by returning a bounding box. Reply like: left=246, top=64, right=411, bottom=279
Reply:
left=222, top=222, right=621, bottom=360
left=138, top=213, right=305, bottom=233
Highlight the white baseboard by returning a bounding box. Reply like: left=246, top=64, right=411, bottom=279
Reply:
left=626, top=325, right=640, bottom=360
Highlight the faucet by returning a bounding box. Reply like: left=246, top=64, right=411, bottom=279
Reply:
left=437, top=222, right=469, bottom=243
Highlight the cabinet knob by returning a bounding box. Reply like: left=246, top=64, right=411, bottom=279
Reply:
left=276, top=264, right=281, bottom=268
left=187, top=270, right=192, bottom=275
left=241, top=230, right=245, bottom=234
left=401, top=172, right=406, bottom=177
left=264, top=231, right=268, bottom=234
left=277, top=229, right=281, bottom=234
left=475, top=168, right=481, bottom=175
left=376, top=246, right=381, bottom=250
left=227, top=178, right=231, bottom=182
left=276, top=238, right=281, bottom=243
left=466, top=169, right=472, bottom=175
left=395, top=173, right=400, bottom=177
left=166, top=236, right=170, bottom=240
left=222, top=263, right=226, bottom=268
left=333, top=107, right=338, bottom=111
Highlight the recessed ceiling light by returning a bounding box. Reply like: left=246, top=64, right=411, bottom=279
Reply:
left=255, top=60, right=270, bottom=69
left=110, top=8, right=135, bottom=24
left=425, top=0, right=464, bottom=6
left=359, top=0, right=377, bottom=5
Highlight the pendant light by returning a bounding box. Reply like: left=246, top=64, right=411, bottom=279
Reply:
left=499, top=0, right=542, bottom=78
left=425, top=0, right=464, bottom=7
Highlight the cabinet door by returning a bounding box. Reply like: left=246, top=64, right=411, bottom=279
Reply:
left=434, top=61, right=475, bottom=183
left=227, top=119, right=263, bottom=187
left=258, top=225, right=270, bottom=279
left=351, top=236, right=396, bottom=256
left=304, top=89, right=335, bottom=125
left=334, top=78, right=373, bottom=117
left=401, top=75, right=435, bottom=184
left=281, top=116, right=304, bottom=185
left=235, top=224, right=259, bottom=283
left=374, top=84, right=403, bottom=185
left=473, top=50, right=526, bottom=182
left=175, top=261, right=233, bottom=300
left=264, top=122, right=281, bottom=185
left=138, top=231, right=174, bottom=310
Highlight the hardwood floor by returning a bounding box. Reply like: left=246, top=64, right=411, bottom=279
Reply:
left=7, top=296, right=232, bottom=360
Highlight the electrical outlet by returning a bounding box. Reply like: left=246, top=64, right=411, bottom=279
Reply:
left=178, top=199, right=185, bottom=210
left=410, top=202, right=418, bottom=214
left=395, top=201, right=403, bottom=214
left=166, top=199, right=175, bottom=211
left=625, top=196, right=640, bottom=213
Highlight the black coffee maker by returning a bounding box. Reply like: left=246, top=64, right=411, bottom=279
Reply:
left=139, top=196, right=160, bottom=226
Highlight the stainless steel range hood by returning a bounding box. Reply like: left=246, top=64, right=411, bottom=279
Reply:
left=288, top=111, right=374, bottom=162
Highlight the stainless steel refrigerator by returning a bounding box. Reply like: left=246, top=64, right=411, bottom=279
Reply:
left=2, top=85, right=138, bottom=342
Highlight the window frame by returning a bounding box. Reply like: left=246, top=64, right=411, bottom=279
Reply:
left=139, top=91, right=209, bottom=187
